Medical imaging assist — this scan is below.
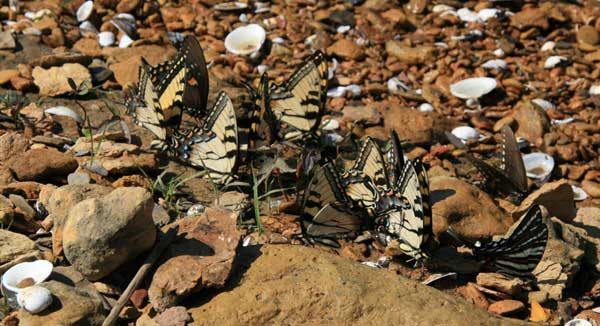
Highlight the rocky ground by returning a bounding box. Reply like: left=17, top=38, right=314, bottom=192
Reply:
left=2, top=0, right=600, bottom=325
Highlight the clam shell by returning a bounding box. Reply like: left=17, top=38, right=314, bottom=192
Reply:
left=118, top=33, right=133, bottom=48
left=565, top=320, right=593, bottom=326
left=590, top=84, right=600, bottom=95
left=481, top=59, right=507, bottom=70
left=22, top=27, right=42, bottom=36
left=522, top=152, right=554, bottom=181
left=224, top=24, right=266, bottom=55
left=1, top=260, right=53, bottom=294
left=214, top=1, right=248, bottom=11
left=432, top=4, right=454, bottom=13
left=477, top=8, right=501, bottom=22
left=572, top=185, right=588, bottom=201
left=450, top=77, right=497, bottom=99
left=79, top=21, right=98, bottom=36
left=418, top=103, right=434, bottom=112
left=76, top=1, right=94, bottom=22
left=387, top=77, right=410, bottom=92
left=326, top=85, right=361, bottom=98
left=544, top=56, right=567, bottom=69
left=321, top=118, right=339, bottom=131
left=531, top=98, right=555, bottom=111
left=45, top=106, right=83, bottom=123
left=451, top=126, right=484, bottom=143
left=457, top=8, right=478, bottom=22
left=98, top=31, right=115, bottom=47
left=337, top=25, right=351, bottom=33
left=17, top=286, right=52, bottom=314
left=541, top=41, right=555, bottom=52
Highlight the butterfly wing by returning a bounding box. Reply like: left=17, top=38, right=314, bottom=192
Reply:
left=386, top=130, right=405, bottom=188
left=126, top=60, right=167, bottom=141
left=473, top=204, right=548, bottom=276
left=352, top=137, right=389, bottom=190
left=500, top=125, right=528, bottom=195
left=446, top=131, right=523, bottom=196
left=176, top=91, right=238, bottom=184
left=269, top=51, right=328, bottom=134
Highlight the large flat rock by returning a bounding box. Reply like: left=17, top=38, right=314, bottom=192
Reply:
left=188, top=245, right=531, bottom=326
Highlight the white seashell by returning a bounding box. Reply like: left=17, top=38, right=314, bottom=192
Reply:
left=45, top=106, right=83, bottom=123
left=118, top=33, right=133, bottom=48
left=17, top=286, right=52, bottom=314
left=432, top=4, right=454, bottom=13
left=477, top=9, right=501, bottom=22
left=572, top=185, right=588, bottom=201
left=239, top=13, right=248, bottom=23
left=361, top=261, right=383, bottom=269
left=25, top=9, right=52, bottom=21
left=481, top=59, right=507, bottom=70
left=522, top=152, right=554, bottom=181
left=590, top=84, right=600, bottom=95
left=457, top=8, right=478, bottom=22
left=224, top=24, right=266, bottom=55
left=418, top=103, right=434, bottom=112
left=327, top=85, right=361, bottom=98
left=387, top=77, right=410, bottom=92
left=76, top=1, right=94, bottom=22
left=434, top=42, right=449, bottom=49
left=565, top=319, right=593, bottom=326
left=186, top=203, right=205, bottom=216
left=531, top=98, right=555, bottom=111
left=328, top=58, right=338, bottom=80
left=592, top=306, right=600, bottom=314
left=321, top=118, right=339, bottom=131
left=257, top=64, right=268, bottom=75
left=451, top=126, right=483, bottom=143
left=113, top=13, right=135, bottom=22
left=214, top=1, right=248, bottom=11
left=22, top=27, right=42, bottom=36
left=271, top=37, right=285, bottom=44
left=551, top=117, right=575, bottom=125
left=540, top=41, right=555, bottom=52
left=450, top=77, right=497, bottom=99
left=98, top=31, right=115, bottom=47
left=544, top=56, right=567, bottom=69
left=79, top=21, right=98, bottom=36
left=337, top=25, right=351, bottom=33
left=304, top=34, right=316, bottom=46
left=494, top=48, right=505, bottom=57
left=1, top=260, right=53, bottom=294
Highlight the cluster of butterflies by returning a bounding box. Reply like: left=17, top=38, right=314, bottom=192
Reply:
left=124, top=35, right=549, bottom=277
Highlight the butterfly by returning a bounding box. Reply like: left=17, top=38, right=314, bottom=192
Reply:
left=126, top=35, right=209, bottom=130
left=301, top=161, right=363, bottom=247
left=342, top=133, right=432, bottom=261
left=248, top=50, right=329, bottom=147
left=472, top=204, right=548, bottom=276
left=170, top=91, right=238, bottom=185
left=445, top=125, right=528, bottom=198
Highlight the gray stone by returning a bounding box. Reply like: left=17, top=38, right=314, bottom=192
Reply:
left=0, top=229, right=39, bottom=267
left=63, top=187, right=156, bottom=280
left=0, top=31, right=16, bottom=50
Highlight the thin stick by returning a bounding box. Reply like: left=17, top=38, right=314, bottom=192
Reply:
left=102, top=226, right=178, bottom=326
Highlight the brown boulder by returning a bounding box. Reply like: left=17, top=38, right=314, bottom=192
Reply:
left=7, top=148, right=78, bottom=182
left=327, top=39, right=365, bottom=61
left=512, top=101, right=550, bottom=148
left=513, top=180, right=575, bottom=222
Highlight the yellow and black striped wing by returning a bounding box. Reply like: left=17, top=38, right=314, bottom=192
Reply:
left=473, top=204, right=548, bottom=276
left=148, top=36, right=209, bottom=122
left=352, top=137, right=389, bottom=190
left=176, top=91, right=238, bottom=184
left=385, top=160, right=429, bottom=261
left=126, top=61, right=167, bottom=141
left=269, top=50, right=328, bottom=133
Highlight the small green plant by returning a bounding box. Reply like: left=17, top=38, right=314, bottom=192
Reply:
left=251, top=167, right=263, bottom=234
left=141, top=169, right=206, bottom=213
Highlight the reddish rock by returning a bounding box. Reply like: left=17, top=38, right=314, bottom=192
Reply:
left=514, top=179, right=575, bottom=222
left=7, top=148, right=78, bottom=182
left=130, top=288, right=148, bottom=309
left=462, top=282, right=490, bottom=310
left=10, top=76, right=34, bottom=91
left=476, top=273, right=524, bottom=296
left=0, top=69, right=19, bottom=84
left=512, top=101, right=550, bottom=148
left=154, top=306, right=191, bottom=326
left=327, top=39, right=365, bottom=61
left=385, top=41, right=436, bottom=65
left=510, top=8, right=549, bottom=30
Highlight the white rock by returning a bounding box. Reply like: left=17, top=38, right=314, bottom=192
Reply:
left=565, top=320, right=593, bottom=326
left=457, top=8, right=478, bottom=22
left=239, top=13, right=248, bottom=23
left=76, top=1, right=94, bottom=22
left=450, top=77, right=497, bottom=99
left=522, top=152, right=554, bottom=181
left=432, top=4, right=455, bottom=13
left=551, top=118, right=574, bottom=125
left=434, top=42, right=449, bottom=49
left=540, top=41, right=555, bottom=52
left=531, top=98, right=555, bottom=111
left=271, top=37, right=285, bottom=44
left=493, top=48, right=505, bottom=57
left=327, top=85, right=361, bottom=98
left=387, top=77, right=410, bottom=92
left=589, top=84, right=600, bottom=95
left=22, top=27, right=42, bottom=36
left=17, top=286, right=52, bottom=314
left=337, top=25, right=351, bottom=33
left=79, top=21, right=98, bottom=36
left=544, top=56, right=567, bottom=69
left=481, top=59, right=507, bottom=70
left=98, top=31, right=115, bottom=47
left=224, top=24, right=266, bottom=55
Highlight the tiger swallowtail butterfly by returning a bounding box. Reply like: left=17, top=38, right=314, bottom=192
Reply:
left=445, top=125, right=528, bottom=198
left=170, top=91, right=238, bottom=185
left=472, top=204, right=548, bottom=276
